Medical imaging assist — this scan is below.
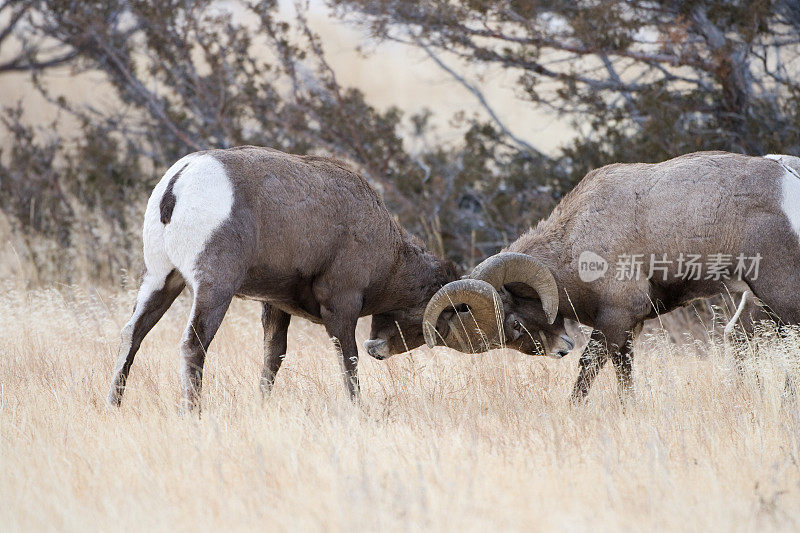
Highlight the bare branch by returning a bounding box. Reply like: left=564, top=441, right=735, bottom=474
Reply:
left=0, top=1, right=29, bottom=47
left=415, top=36, right=545, bottom=159
left=0, top=49, right=78, bottom=73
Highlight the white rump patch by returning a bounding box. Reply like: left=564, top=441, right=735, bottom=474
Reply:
left=774, top=156, right=800, bottom=241
left=141, top=153, right=234, bottom=289
left=766, top=153, right=800, bottom=179
left=162, top=155, right=234, bottom=285
left=142, top=153, right=199, bottom=285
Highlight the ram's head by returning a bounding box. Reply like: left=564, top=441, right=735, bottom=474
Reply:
left=422, top=253, right=574, bottom=357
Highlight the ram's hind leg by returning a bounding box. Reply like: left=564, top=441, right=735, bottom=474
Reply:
left=723, top=290, right=755, bottom=344
left=179, top=280, right=239, bottom=411
left=745, top=264, right=800, bottom=396
left=107, top=269, right=185, bottom=407
left=722, top=289, right=763, bottom=376
left=260, top=303, right=291, bottom=397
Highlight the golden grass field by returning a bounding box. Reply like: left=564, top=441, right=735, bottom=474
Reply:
left=2, top=279, right=800, bottom=531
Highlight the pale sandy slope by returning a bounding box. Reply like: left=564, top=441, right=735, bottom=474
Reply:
left=0, top=2, right=574, bottom=154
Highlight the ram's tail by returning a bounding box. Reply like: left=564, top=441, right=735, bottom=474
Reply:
left=159, top=163, right=190, bottom=224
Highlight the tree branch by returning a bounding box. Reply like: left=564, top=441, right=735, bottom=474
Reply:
left=415, top=36, right=546, bottom=159
left=0, top=49, right=78, bottom=73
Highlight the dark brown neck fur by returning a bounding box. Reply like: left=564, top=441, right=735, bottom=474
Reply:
left=367, top=233, right=460, bottom=314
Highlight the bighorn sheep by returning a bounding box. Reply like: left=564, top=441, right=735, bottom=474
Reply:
left=423, top=151, right=800, bottom=400
left=107, top=146, right=459, bottom=408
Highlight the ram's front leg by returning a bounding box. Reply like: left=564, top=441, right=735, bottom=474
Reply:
left=571, top=329, right=610, bottom=401
left=610, top=324, right=640, bottom=400
left=320, top=291, right=363, bottom=400
left=571, top=312, right=639, bottom=402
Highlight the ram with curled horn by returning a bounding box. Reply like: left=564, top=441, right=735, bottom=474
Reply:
left=422, top=253, right=566, bottom=355
left=425, top=152, right=800, bottom=402
left=106, top=146, right=463, bottom=409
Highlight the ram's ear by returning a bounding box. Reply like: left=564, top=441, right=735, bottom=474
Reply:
left=440, top=308, right=456, bottom=321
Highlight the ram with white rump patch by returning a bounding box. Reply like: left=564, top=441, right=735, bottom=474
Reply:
left=423, top=151, right=800, bottom=401
left=107, top=146, right=461, bottom=409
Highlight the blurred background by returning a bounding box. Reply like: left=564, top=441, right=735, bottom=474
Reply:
left=2, top=0, right=800, bottom=286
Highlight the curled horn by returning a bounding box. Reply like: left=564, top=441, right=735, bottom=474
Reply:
left=470, top=252, right=559, bottom=324
left=422, top=279, right=504, bottom=352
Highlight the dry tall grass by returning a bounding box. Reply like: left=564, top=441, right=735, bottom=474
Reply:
left=2, top=281, right=800, bottom=531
